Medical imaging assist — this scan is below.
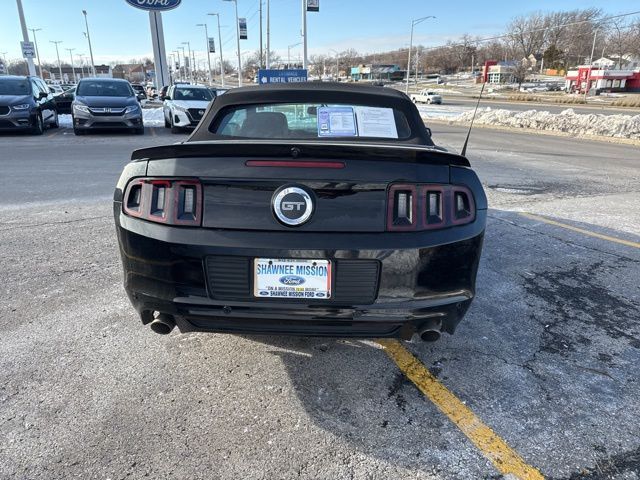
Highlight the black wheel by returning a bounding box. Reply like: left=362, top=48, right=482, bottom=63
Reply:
left=50, top=111, right=59, bottom=129
left=73, top=127, right=85, bottom=136
left=31, top=114, right=44, bottom=135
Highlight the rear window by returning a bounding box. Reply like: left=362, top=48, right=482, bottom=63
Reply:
left=77, top=81, right=133, bottom=97
left=212, top=103, right=411, bottom=140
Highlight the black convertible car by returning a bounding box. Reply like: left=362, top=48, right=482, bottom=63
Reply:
left=114, top=83, right=486, bottom=341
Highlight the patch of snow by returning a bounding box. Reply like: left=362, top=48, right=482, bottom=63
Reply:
left=422, top=106, right=640, bottom=139
left=59, top=114, right=73, bottom=128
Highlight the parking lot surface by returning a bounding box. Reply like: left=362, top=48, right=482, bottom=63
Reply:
left=1, top=125, right=639, bottom=479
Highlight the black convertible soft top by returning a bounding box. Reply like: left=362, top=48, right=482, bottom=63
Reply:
left=188, top=82, right=435, bottom=145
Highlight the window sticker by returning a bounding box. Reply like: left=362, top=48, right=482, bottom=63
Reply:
left=354, top=106, right=398, bottom=138
left=317, top=106, right=357, bottom=137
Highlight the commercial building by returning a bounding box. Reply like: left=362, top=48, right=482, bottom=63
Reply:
left=350, top=64, right=404, bottom=82
left=565, top=65, right=640, bottom=94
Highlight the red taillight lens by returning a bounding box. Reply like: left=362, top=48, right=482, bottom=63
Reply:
left=386, top=183, right=475, bottom=231
left=123, top=178, right=202, bottom=226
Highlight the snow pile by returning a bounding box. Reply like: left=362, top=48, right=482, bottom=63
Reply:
left=142, top=107, right=165, bottom=127
left=422, top=107, right=640, bottom=139
left=57, top=108, right=166, bottom=128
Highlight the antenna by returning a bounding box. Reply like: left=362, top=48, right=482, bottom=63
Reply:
left=460, top=81, right=486, bottom=157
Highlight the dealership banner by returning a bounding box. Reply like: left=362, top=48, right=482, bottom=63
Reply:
left=239, top=18, right=247, bottom=40
left=208, top=37, right=215, bottom=53
left=307, top=0, right=319, bottom=11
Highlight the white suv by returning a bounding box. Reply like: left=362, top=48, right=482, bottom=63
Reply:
left=163, top=84, right=214, bottom=133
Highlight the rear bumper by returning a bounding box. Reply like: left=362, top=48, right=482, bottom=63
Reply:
left=115, top=205, right=485, bottom=339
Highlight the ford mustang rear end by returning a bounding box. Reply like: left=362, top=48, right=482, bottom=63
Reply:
left=114, top=83, right=486, bottom=341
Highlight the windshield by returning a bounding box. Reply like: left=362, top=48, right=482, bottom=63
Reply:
left=0, top=79, right=31, bottom=96
left=173, top=87, right=213, bottom=101
left=77, top=81, right=133, bottom=97
left=213, top=103, right=411, bottom=140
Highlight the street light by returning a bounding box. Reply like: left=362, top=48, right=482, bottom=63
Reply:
left=66, top=48, right=77, bottom=83
left=207, top=13, right=225, bottom=87
left=196, top=23, right=213, bottom=85
left=50, top=40, right=63, bottom=81
left=182, top=41, right=192, bottom=83
left=28, top=28, right=43, bottom=78
left=177, top=46, right=186, bottom=82
left=223, top=0, right=242, bottom=87
left=82, top=10, right=96, bottom=76
left=288, top=42, right=302, bottom=69
left=405, top=15, right=435, bottom=94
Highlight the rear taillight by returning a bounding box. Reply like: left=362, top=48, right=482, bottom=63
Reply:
left=386, top=183, right=475, bottom=231
left=123, top=178, right=202, bottom=226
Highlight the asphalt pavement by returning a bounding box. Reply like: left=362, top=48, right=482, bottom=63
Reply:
left=1, top=125, right=639, bottom=479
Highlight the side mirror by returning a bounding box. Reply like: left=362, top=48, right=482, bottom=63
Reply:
left=38, top=91, right=49, bottom=99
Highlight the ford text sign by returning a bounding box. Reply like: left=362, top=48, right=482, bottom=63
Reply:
left=125, top=0, right=182, bottom=11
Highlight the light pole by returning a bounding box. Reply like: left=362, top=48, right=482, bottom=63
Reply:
left=50, top=40, right=63, bottom=81
left=28, top=28, right=43, bottom=77
left=207, top=13, right=224, bottom=87
left=288, top=42, right=302, bottom=69
left=16, top=0, right=36, bottom=76
left=329, top=48, right=339, bottom=80
left=405, top=15, right=435, bottom=94
left=77, top=53, right=85, bottom=78
left=182, top=41, right=192, bottom=83
left=300, top=0, right=308, bottom=70
left=585, top=28, right=599, bottom=101
left=177, top=46, right=185, bottom=82
left=82, top=10, right=96, bottom=76
left=196, top=23, right=213, bottom=85
left=66, top=48, right=77, bottom=83
left=223, top=0, right=242, bottom=87
left=266, top=0, right=270, bottom=68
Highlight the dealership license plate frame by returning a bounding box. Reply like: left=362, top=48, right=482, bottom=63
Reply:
left=253, top=258, right=332, bottom=300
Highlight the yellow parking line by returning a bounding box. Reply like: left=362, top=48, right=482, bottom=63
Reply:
left=378, top=339, right=544, bottom=480
left=520, top=212, right=640, bottom=249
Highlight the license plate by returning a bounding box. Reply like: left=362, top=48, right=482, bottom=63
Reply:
left=253, top=258, right=331, bottom=299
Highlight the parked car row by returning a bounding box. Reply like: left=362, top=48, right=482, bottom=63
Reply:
left=1, top=75, right=224, bottom=136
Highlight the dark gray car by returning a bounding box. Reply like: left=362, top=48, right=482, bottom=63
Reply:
left=72, top=78, right=143, bottom=135
left=0, top=75, right=58, bottom=135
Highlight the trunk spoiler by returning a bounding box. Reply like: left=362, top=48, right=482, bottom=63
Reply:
left=131, top=140, right=470, bottom=167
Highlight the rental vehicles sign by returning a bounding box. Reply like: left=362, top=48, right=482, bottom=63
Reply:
left=125, top=0, right=182, bottom=11
left=258, top=69, right=308, bottom=84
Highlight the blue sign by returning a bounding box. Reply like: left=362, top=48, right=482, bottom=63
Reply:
left=125, top=0, right=182, bottom=11
left=258, top=69, right=308, bottom=84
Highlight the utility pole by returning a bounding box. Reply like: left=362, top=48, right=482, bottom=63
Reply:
left=585, top=28, right=598, bottom=102
left=16, top=0, right=36, bottom=76
left=301, top=0, right=308, bottom=69
left=177, top=47, right=184, bottom=82
left=82, top=10, right=96, bottom=76
left=29, top=28, right=43, bottom=78
left=266, top=0, right=270, bottom=68
left=50, top=41, right=63, bottom=81
left=196, top=23, right=212, bottom=85
left=66, top=48, right=77, bottom=83
left=208, top=13, right=224, bottom=87
left=259, top=0, right=263, bottom=68
left=192, top=49, right=196, bottom=83
left=406, top=16, right=435, bottom=94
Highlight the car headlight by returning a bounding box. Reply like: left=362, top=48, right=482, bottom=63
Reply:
left=74, top=104, right=90, bottom=113
left=11, top=104, right=31, bottom=111
left=125, top=105, right=139, bottom=114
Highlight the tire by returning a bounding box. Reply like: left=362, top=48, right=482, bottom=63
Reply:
left=50, top=111, right=59, bottom=129
left=31, top=114, right=44, bottom=135
left=73, top=127, right=85, bottom=136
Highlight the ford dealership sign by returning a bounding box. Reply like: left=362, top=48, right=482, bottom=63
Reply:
left=125, top=0, right=182, bottom=11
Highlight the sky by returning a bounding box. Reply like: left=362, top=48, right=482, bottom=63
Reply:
left=1, top=0, right=639, bottom=68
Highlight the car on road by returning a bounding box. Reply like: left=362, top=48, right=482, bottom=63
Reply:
left=130, top=83, right=147, bottom=102
left=53, top=86, right=75, bottom=115
left=163, top=84, right=214, bottom=133
left=72, top=78, right=144, bottom=135
left=411, top=89, right=443, bottom=104
left=114, top=83, right=486, bottom=341
left=0, top=75, right=58, bottom=134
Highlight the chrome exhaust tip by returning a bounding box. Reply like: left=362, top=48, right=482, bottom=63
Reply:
left=149, top=313, right=176, bottom=335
